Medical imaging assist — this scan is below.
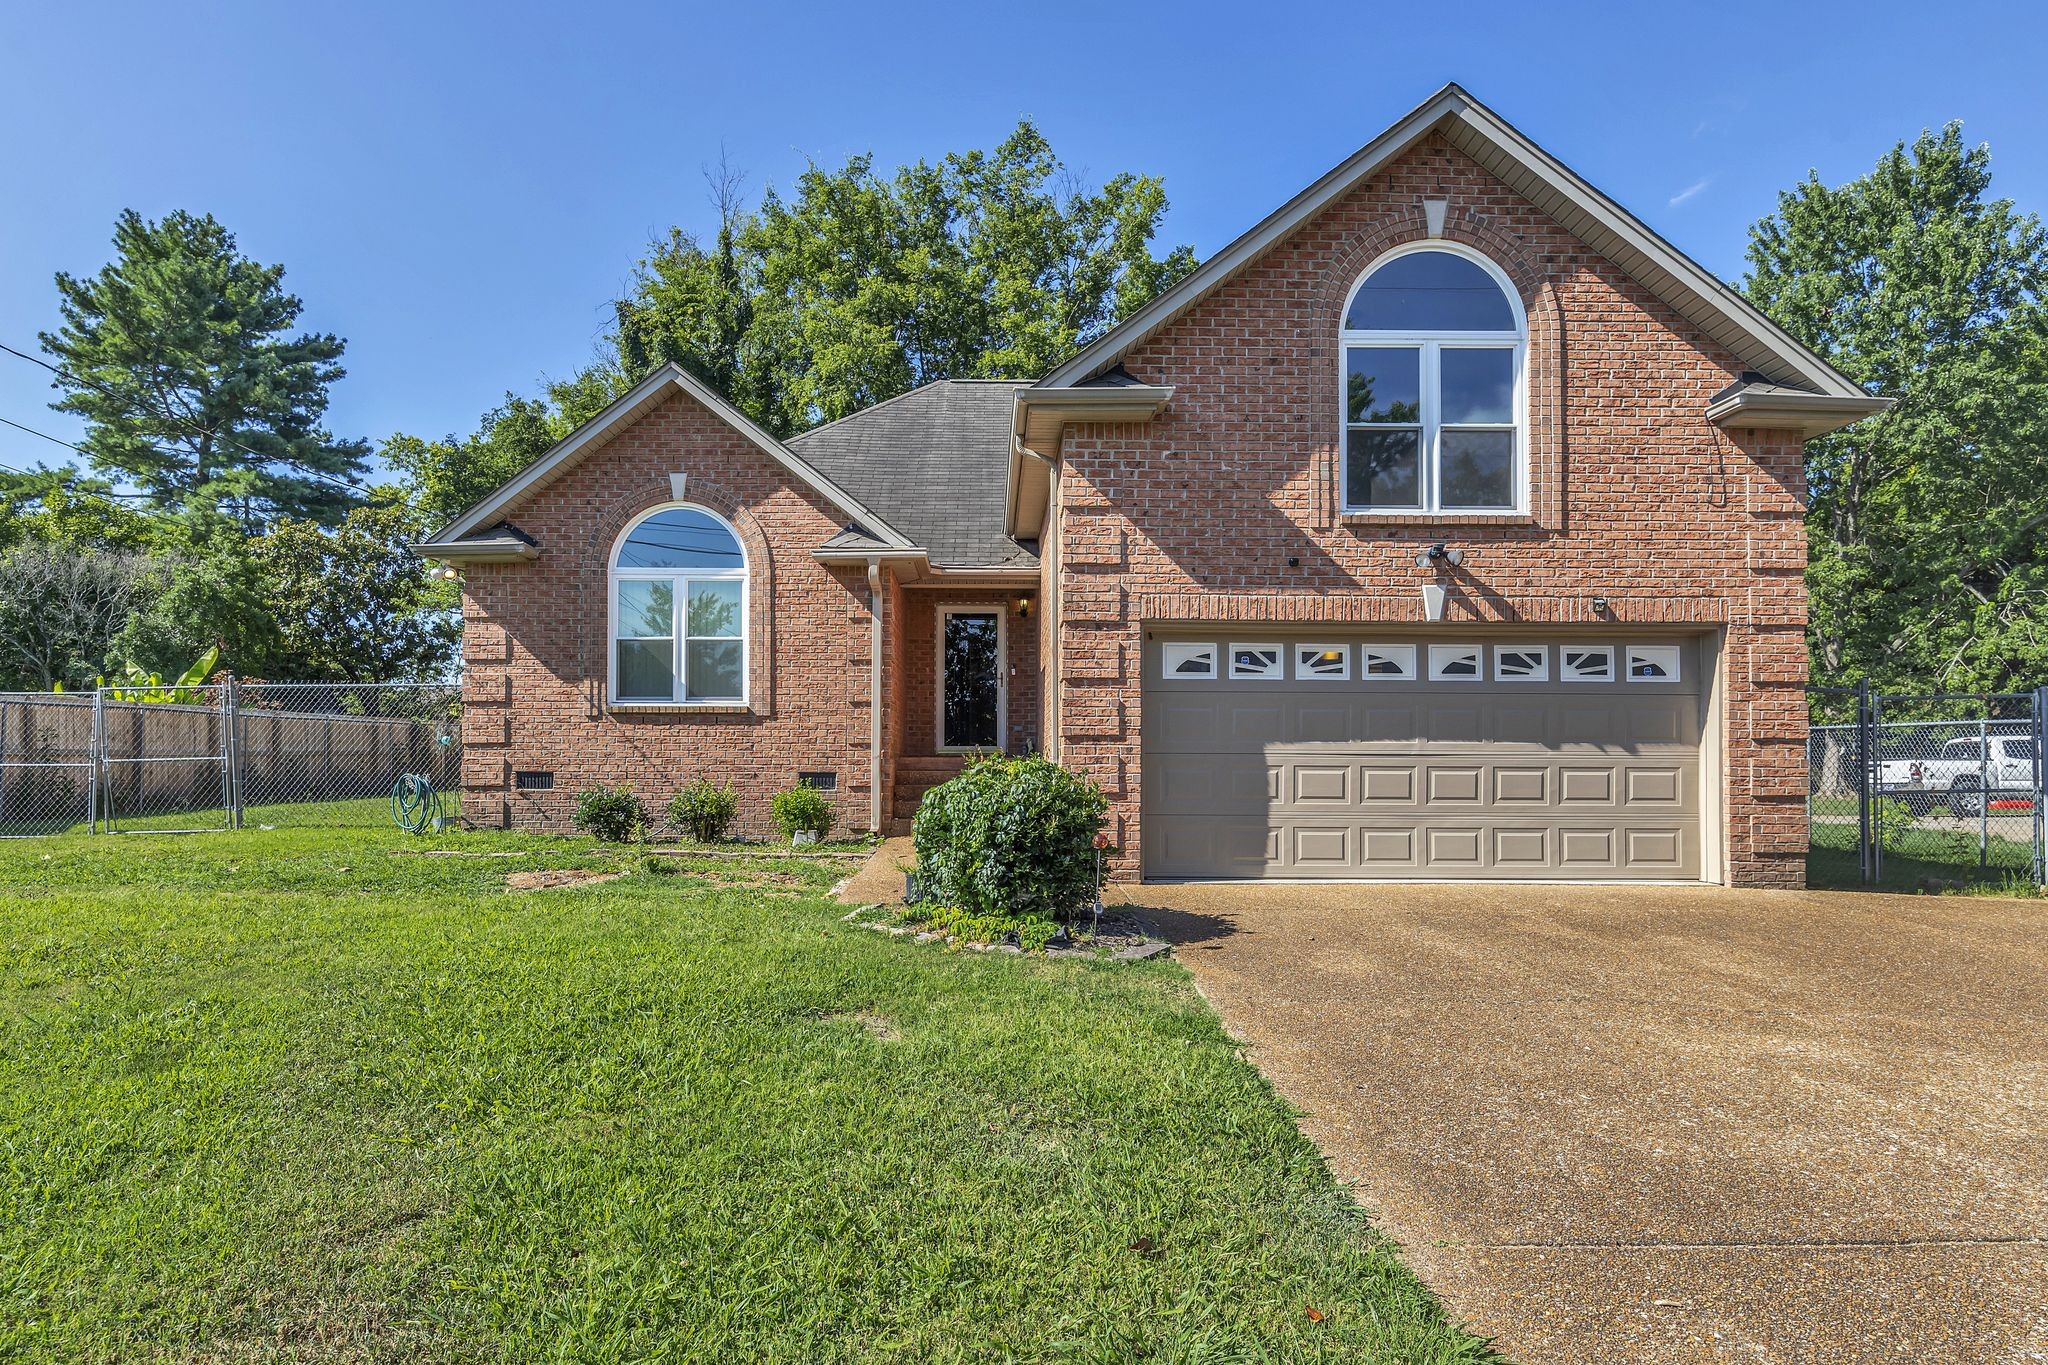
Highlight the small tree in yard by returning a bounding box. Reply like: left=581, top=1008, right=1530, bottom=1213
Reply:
left=913, top=755, right=1108, bottom=921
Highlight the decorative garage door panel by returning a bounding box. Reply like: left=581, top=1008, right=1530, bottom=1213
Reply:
left=1141, top=636, right=1703, bottom=881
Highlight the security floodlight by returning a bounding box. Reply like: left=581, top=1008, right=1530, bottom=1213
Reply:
left=1414, top=542, right=1464, bottom=568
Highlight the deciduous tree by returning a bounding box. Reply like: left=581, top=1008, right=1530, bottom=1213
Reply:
left=1744, top=125, right=2048, bottom=694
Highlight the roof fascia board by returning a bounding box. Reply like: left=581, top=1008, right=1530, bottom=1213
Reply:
left=1034, top=88, right=1467, bottom=390
left=1035, top=83, right=1875, bottom=405
left=412, top=537, right=539, bottom=564
left=1005, top=388, right=1171, bottom=537
left=1705, top=389, right=1893, bottom=438
left=1446, top=98, right=1870, bottom=400
left=434, top=364, right=918, bottom=548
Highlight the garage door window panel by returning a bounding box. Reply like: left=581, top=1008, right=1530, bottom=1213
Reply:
left=1494, top=646, right=1549, bottom=682
left=1562, top=646, right=1615, bottom=682
left=1428, top=644, right=1483, bottom=681
left=1229, top=645, right=1283, bottom=680
left=1295, top=645, right=1350, bottom=680
left=1626, top=645, right=1682, bottom=682
left=1162, top=642, right=1217, bottom=679
left=1361, top=644, right=1418, bottom=680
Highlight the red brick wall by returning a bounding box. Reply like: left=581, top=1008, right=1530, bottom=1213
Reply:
left=1051, top=133, right=1809, bottom=887
left=898, top=589, right=1041, bottom=758
left=458, top=388, right=880, bottom=839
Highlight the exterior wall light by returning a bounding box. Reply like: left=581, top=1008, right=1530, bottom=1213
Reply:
left=1015, top=596, right=1031, bottom=619
left=1414, top=542, right=1465, bottom=568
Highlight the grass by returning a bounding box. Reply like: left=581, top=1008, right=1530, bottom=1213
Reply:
left=0, top=825, right=1492, bottom=1363
left=1807, top=815, right=2041, bottom=895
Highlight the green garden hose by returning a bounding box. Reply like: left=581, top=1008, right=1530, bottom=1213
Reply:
left=390, top=773, right=444, bottom=834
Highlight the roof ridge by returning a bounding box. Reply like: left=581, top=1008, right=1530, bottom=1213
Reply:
left=787, top=378, right=953, bottom=445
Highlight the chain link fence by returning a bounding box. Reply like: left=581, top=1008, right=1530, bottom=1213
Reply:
left=1808, top=685, right=2046, bottom=889
left=0, top=680, right=460, bottom=837
left=0, top=692, right=97, bottom=836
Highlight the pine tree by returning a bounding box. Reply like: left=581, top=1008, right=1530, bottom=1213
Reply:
left=41, top=209, right=369, bottom=530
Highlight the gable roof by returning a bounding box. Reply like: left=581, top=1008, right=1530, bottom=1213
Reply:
left=421, top=363, right=918, bottom=554
left=1035, top=83, right=1883, bottom=409
left=790, top=379, right=1037, bottom=569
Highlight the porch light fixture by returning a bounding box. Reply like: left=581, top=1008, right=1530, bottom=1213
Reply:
left=1014, top=596, right=1031, bottom=619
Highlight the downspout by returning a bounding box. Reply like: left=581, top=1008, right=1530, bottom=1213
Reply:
left=866, top=558, right=884, bottom=834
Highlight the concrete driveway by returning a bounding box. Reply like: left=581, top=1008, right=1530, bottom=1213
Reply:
left=1112, top=882, right=2048, bottom=1363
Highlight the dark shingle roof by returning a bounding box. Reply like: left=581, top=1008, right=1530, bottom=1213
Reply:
left=788, top=379, right=1036, bottom=569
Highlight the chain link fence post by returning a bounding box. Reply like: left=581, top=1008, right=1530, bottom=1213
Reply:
left=1856, top=679, right=1874, bottom=884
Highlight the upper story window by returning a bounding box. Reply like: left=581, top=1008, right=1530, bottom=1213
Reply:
left=1341, top=244, right=1526, bottom=515
left=610, top=504, right=747, bottom=705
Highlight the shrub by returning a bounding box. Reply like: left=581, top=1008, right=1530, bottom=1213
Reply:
left=771, top=779, right=835, bottom=842
left=913, top=754, right=1108, bottom=921
left=1871, top=795, right=1915, bottom=853
left=668, top=780, right=739, bottom=842
left=574, top=784, right=646, bottom=843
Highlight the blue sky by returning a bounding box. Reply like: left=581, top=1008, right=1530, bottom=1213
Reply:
left=2, top=0, right=2043, bottom=483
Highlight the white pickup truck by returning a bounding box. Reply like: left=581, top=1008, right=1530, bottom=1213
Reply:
left=1876, top=736, right=2038, bottom=816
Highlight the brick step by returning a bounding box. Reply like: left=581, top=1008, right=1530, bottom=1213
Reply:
left=891, top=756, right=968, bottom=824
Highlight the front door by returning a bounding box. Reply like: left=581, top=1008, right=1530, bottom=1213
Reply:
left=940, top=608, right=1003, bottom=752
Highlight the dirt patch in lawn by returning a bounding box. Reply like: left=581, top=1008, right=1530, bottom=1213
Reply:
left=822, top=1009, right=902, bottom=1041
left=506, top=868, right=623, bottom=892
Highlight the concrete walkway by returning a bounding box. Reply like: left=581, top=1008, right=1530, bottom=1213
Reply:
left=1113, top=881, right=2048, bottom=1363
left=835, top=836, right=916, bottom=906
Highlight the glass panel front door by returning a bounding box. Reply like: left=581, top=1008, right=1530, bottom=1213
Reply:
left=941, top=611, right=1001, bottom=750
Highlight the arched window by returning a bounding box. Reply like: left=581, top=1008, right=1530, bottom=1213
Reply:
left=1340, top=245, right=1525, bottom=513
left=609, top=504, right=747, bottom=704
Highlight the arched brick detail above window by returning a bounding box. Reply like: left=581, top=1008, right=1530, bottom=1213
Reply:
left=1311, top=207, right=1565, bottom=532
left=582, top=475, right=778, bottom=716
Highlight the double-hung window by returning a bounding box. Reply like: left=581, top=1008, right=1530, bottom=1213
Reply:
left=610, top=504, right=748, bottom=704
left=1341, top=245, right=1526, bottom=514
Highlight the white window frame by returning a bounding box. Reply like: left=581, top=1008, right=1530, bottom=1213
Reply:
left=1625, top=644, right=1683, bottom=683
left=1359, top=643, right=1418, bottom=680
left=1493, top=645, right=1550, bottom=682
left=1161, top=642, right=1218, bottom=679
left=1293, top=643, right=1351, bottom=680
left=1227, top=643, right=1284, bottom=680
left=607, top=502, right=749, bottom=707
left=1339, top=241, right=1529, bottom=516
left=937, top=604, right=1007, bottom=753
left=1427, top=643, right=1484, bottom=682
left=1560, top=645, right=1616, bottom=683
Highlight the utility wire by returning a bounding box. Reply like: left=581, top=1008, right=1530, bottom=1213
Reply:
left=0, top=339, right=370, bottom=495
left=0, top=414, right=166, bottom=500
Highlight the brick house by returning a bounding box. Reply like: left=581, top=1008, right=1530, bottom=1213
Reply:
left=420, top=85, right=1886, bottom=888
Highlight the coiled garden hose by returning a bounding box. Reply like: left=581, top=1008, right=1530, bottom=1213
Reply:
left=390, top=772, right=444, bottom=834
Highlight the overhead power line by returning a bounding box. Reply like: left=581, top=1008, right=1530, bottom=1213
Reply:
left=0, top=338, right=369, bottom=495
left=0, top=413, right=167, bottom=500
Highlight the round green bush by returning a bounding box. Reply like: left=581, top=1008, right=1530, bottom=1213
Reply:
left=668, top=779, right=739, bottom=842
left=913, top=754, right=1109, bottom=921
left=772, top=779, right=835, bottom=841
left=574, top=784, right=646, bottom=843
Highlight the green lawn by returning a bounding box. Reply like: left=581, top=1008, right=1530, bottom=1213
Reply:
left=0, top=827, right=1492, bottom=1363
left=1807, top=814, right=2041, bottom=894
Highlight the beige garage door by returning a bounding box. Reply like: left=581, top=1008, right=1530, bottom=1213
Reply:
left=1141, top=634, right=1704, bottom=881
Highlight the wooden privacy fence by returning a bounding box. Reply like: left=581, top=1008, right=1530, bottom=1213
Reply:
left=0, top=681, right=461, bottom=835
